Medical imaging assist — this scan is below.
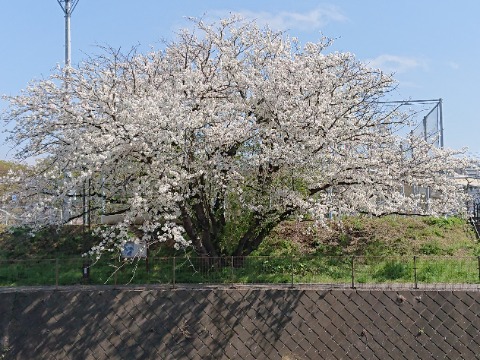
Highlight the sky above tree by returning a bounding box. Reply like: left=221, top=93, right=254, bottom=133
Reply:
left=1, top=0, right=479, bottom=161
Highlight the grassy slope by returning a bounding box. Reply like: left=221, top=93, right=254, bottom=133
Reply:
left=0, top=225, right=101, bottom=259
left=0, top=216, right=479, bottom=259
left=254, top=216, right=480, bottom=257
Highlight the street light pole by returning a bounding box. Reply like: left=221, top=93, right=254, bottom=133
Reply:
left=57, top=0, right=80, bottom=66
left=57, top=0, right=80, bottom=224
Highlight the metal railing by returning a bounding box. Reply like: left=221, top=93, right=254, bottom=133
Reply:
left=0, top=255, right=479, bottom=288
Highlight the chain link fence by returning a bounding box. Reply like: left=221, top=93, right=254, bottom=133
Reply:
left=1, top=255, right=479, bottom=288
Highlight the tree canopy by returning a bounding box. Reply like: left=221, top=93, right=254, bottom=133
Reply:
left=2, top=17, right=468, bottom=258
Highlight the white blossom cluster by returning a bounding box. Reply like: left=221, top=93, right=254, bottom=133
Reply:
left=1, top=17, right=471, bottom=258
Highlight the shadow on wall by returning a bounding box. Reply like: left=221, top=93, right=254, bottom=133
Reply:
left=0, top=288, right=305, bottom=359
left=1, top=288, right=480, bottom=359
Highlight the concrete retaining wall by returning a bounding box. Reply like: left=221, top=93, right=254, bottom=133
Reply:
left=0, top=287, right=479, bottom=359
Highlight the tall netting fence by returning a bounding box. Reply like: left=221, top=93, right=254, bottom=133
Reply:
left=382, top=99, right=444, bottom=207
left=382, top=99, right=443, bottom=151
left=410, top=100, right=443, bottom=147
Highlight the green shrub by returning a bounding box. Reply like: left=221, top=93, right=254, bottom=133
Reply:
left=419, top=241, right=443, bottom=255
left=425, top=216, right=464, bottom=229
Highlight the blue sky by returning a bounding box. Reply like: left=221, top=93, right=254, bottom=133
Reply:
left=1, top=0, right=479, bottom=161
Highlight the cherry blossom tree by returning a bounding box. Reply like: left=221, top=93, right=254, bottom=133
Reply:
left=2, top=17, right=468, bottom=258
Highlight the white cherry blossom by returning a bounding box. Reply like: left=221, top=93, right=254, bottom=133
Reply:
left=2, top=17, right=469, bottom=257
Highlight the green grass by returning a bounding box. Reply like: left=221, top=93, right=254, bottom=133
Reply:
left=0, top=255, right=478, bottom=286
left=256, top=215, right=480, bottom=257
left=0, top=225, right=101, bottom=260
left=0, top=215, right=479, bottom=286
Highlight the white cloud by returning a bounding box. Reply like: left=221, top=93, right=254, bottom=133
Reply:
left=367, top=54, right=428, bottom=74
left=210, top=5, right=347, bottom=32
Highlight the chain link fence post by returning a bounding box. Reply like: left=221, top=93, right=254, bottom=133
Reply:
left=351, top=256, right=355, bottom=289
left=114, top=259, right=117, bottom=286
left=414, top=256, right=418, bottom=289
left=172, top=256, right=176, bottom=289
left=55, top=259, right=59, bottom=287
left=290, top=255, right=294, bottom=288
left=477, top=256, right=480, bottom=283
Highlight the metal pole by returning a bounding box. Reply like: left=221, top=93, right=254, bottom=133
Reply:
left=65, top=0, right=71, bottom=66
left=477, top=256, right=480, bottom=284
left=423, top=116, right=427, bottom=142
left=439, top=98, right=444, bottom=148
left=101, top=174, right=106, bottom=220
left=88, top=178, right=91, bottom=228
left=290, top=255, right=294, bottom=287
left=57, top=0, right=80, bottom=223
left=172, top=257, right=176, bottom=289
left=55, top=259, right=59, bottom=287
left=82, top=180, right=87, bottom=227
left=414, top=256, right=418, bottom=289
left=351, top=256, right=355, bottom=289
left=57, top=0, right=80, bottom=66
